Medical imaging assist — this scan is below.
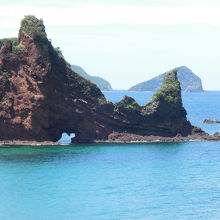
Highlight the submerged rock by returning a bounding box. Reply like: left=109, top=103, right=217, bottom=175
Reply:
left=0, top=16, right=205, bottom=143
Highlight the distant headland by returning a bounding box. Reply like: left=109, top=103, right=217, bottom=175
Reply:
left=71, top=64, right=112, bottom=91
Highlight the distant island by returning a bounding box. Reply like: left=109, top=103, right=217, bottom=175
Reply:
left=71, top=65, right=112, bottom=91
left=129, top=66, right=203, bottom=92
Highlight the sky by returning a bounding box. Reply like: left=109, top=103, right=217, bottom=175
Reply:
left=0, top=0, right=220, bottom=90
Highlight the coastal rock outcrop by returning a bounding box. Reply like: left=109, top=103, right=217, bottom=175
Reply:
left=95, top=70, right=201, bottom=142
left=0, top=16, right=205, bottom=143
left=129, top=66, right=204, bottom=92
left=204, top=119, right=220, bottom=124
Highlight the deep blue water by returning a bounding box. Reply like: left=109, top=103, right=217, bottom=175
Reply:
left=1, top=91, right=220, bottom=220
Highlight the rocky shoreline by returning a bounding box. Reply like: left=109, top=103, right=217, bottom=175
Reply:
left=0, top=140, right=68, bottom=147
left=1, top=133, right=220, bottom=147
left=94, top=132, right=220, bottom=143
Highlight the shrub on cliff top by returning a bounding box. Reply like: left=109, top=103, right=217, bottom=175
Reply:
left=54, top=47, right=64, bottom=59
left=152, top=69, right=181, bottom=105
left=142, top=69, right=182, bottom=115
left=20, top=15, right=47, bottom=42
left=115, top=96, right=141, bottom=112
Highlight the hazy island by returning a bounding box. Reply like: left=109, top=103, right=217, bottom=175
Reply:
left=0, top=15, right=218, bottom=145
left=71, top=65, right=112, bottom=91
left=129, top=66, right=203, bottom=92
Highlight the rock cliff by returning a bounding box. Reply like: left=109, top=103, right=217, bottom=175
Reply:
left=129, top=66, right=204, bottom=92
left=96, top=69, right=198, bottom=142
left=0, top=16, right=204, bottom=143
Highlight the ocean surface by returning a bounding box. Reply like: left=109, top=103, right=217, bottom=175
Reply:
left=1, top=91, right=220, bottom=220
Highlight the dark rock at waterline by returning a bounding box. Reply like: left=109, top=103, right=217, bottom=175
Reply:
left=0, top=15, right=205, bottom=143
left=204, top=119, right=220, bottom=124
left=214, top=132, right=220, bottom=137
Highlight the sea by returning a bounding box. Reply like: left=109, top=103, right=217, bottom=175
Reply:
left=1, top=91, right=220, bottom=220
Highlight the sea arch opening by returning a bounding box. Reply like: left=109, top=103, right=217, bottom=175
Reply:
left=58, top=132, right=75, bottom=144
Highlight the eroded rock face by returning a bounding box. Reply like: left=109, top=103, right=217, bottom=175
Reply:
left=0, top=16, right=203, bottom=143
left=95, top=70, right=195, bottom=141
left=0, top=16, right=106, bottom=142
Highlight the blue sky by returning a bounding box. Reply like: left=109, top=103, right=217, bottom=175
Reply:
left=0, top=0, right=220, bottom=89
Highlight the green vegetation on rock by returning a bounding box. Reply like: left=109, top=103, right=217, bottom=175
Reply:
left=0, top=97, right=7, bottom=107
left=1, top=72, right=11, bottom=79
left=12, top=43, right=25, bottom=54
left=152, top=70, right=181, bottom=105
left=142, top=70, right=182, bottom=115
left=20, top=15, right=47, bottom=41
left=129, top=66, right=203, bottom=92
left=0, top=38, right=25, bottom=54
left=0, top=38, right=18, bottom=49
left=98, top=96, right=111, bottom=105
left=0, top=64, right=11, bottom=80
left=115, top=96, right=141, bottom=112
left=54, top=47, right=64, bottom=58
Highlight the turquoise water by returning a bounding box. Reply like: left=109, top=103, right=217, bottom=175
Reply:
left=1, top=143, right=220, bottom=220
left=1, top=91, right=220, bottom=220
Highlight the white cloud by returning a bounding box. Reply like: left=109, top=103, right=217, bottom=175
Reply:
left=0, top=2, right=220, bottom=89
left=0, top=4, right=220, bottom=28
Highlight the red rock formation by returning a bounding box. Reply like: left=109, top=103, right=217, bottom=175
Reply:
left=0, top=16, right=204, bottom=143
